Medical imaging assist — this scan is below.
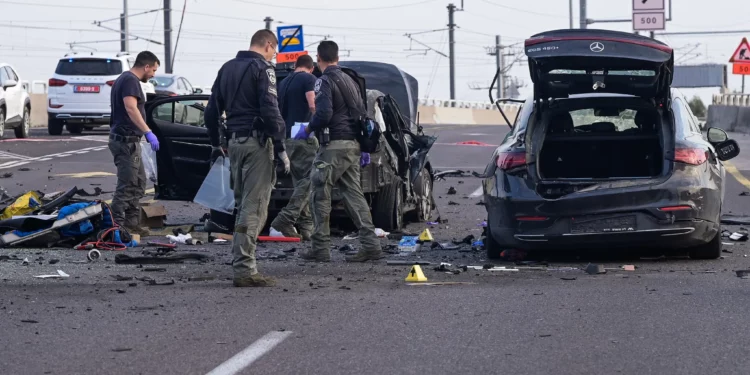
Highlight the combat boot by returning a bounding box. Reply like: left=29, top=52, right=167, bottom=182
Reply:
left=298, top=228, right=313, bottom=242
left=299, top=249, right=331, bottom=262
left=345, top=249, right=385, bottom=263
left=233, top=273, right=277, bottom=287
left=269, top=225, right=302, bottom=239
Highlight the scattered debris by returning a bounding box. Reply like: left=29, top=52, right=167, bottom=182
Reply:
left=115, top=253, right=212, bottom=265
left=561, top=277, right=577, bottom=281
left=339, top=244, right=356, bottom=253
left=375, top=228, right=390, bottom=238
left=167, top=234, right=202, bottom=245
left=87, top=249, right=101, bottom=262
left=116, top=289, right=127, bottom=294
left=142, top=268, right=167, bottom=272
left=48, top=259, right=59, bottom=265
left=34, top=270, right=70, bottom=279
left=741, top=192, right=750, bottom=196
left=0, top=172, right=12, bottom=179
left=431, top=242, right=461, bottom=250
left=21, top=319, right=39, bottom=324
left=722, top=215, right=750, bottom=226
left=144, top=278, right=175, bottom=286
left=585, top=264, right=607, bottom=275
left=407, top=282, right=476, bottom=286
left=17, top=167, right=31, bottom=172
left=398, top=236, right=420, bottom=253
left=730, top=232, right=749, bottom=242
left=723, top=249, right=733, bottom=254
left=453, top=235, right=475, bottom=245
left=447, top=187, right=457, bottom=195
left=22, top=257, right=29, bottom=266
left=111, top=275, right=134, bottom=281
left=448, top=201, right=460, bottom=206
left=737, top=270, right=750, bottom=279
left=434, top=170, right=466, bottom=180
left=622, top=265, right=636, bottom=272
left=112, top=348, right=133, bottom=352
left=140, top=203, right=168, bottom=228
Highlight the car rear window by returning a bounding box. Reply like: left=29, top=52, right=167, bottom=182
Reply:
left=150, top=76, right=174, bottom=87
left=564, top=108, right=647, bottom=133
left=55, top=58, right=123, bottom=76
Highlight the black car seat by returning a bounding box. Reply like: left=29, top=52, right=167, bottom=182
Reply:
left=548, top=111, right=575, bottom=134
left=542, top=112, right=576, bottom=178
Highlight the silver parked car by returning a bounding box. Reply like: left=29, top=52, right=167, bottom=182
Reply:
left=149, top=74, right=202, bottom=96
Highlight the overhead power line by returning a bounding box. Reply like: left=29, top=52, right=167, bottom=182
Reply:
left=479, top=0, right=566, bottom=19
left=0, top=0, right=177, bottom=11
left=232, top=0, right=438, bottom=11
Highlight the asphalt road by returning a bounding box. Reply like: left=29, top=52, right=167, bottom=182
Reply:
left=3, top=126, right=750, bottom=375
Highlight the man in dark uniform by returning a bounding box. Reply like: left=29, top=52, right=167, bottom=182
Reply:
left=205, top=29, right=290, bottom=287
left=108, top=51, right=160, bottom=236
left=270, top=54, right=318, bottom=240
left=295, top=41, right=384, bottom=263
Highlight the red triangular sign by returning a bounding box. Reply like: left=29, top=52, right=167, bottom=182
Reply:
left=729, top=38, right=750, bottom=63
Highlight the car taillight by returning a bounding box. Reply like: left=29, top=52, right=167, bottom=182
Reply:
left=672, top=148, right=707, bottom=165
left=49, top=78, right=68, bottom=87
left=516, top=216, right=548, bottom=222
left=658, top=205, right=692, bottom=212
left=106, top=80, right=115, bottom=86
left=496, top=151, right=526, bottom=170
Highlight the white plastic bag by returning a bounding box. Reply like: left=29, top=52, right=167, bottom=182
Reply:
left=193, top=156, right=235, bottom=214
left=140, top=144, right=158, bottom=183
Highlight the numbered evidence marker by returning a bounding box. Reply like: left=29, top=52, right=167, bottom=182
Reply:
left=405, top=265, right=428, bottom=282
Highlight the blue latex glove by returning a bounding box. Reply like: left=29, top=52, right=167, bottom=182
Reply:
left=360, top=152, right=371, bottom=167
left=293, top=126, right=310, bottom=140
left=145, top=131, right=160, bottom=151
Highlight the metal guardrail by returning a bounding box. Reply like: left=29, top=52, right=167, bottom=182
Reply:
left=713, top=94, right=750, bottom=107
left=418, top=98, right=523, bottom=110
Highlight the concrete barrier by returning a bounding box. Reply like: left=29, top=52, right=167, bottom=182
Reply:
left=706, top=104, right=750, bottom=134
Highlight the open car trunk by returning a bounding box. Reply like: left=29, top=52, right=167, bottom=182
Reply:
left=535, top=96, right=666, bottom=181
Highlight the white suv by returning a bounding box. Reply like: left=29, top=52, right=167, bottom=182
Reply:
left=47, top=52, right=154, bottom=135
left=0, top=63, right=31, bottom=139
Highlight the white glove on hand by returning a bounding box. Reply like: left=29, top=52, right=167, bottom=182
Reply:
left=278, top=151, right=290, bottom=174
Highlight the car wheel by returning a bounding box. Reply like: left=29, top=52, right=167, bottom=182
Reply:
left=485, top=217, right=503, bottom=259
left=688, top=230, right=722, bottom=260
left=14, top=106, right=30, bottom=139
left=48, top=116, right=63, bottom=136
left=413, top=168, right=433, bottom=221
left=84, top=126, right=94, bottom=131
left=373, top=179, right=403, bottom=232
left=66, top=123, right=84, bottom=134
left=0, top=107, right=5, bottom=139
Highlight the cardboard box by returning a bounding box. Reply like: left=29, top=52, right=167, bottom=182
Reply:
left=140, top=205, right=167, bottom=229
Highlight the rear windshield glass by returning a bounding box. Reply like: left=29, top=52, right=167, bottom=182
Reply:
left=547, top=107, right=658, bottom=134
left=55, top=59, right=123, bottom=76
left=150, top=76, right=174, bottom=87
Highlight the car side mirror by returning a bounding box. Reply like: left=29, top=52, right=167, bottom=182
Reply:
left=707, top=127, right=728, bottom=144
left=194, top=88, right=203, bottom=94
left=716, top=139, right=740, bottom=161
left=2, top=79, right=17, bottom=89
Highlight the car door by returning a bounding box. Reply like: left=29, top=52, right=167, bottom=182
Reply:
left=1, top=67, right=21, bottom=122
left=146, top=95, right=212, bottom=201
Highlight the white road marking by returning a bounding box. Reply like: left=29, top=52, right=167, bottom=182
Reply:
left=205, top=331, right=292, bottom=375
left=75, top=135, right=110, bottom=143
left=0, top=151, right=33, bottom=160
left=0, top=144, right=112, bottom=170
left=470, top=186, right=483, bottom=197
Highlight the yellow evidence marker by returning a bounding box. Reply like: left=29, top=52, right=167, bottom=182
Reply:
left=418, top=228, right=434, bottom=242
left=405, top=265, right=428, bottom=282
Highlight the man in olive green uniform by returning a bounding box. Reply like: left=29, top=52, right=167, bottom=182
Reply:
left=294, top=41, right=384, bottom=263
left=205, top=30, right=290, bottom=287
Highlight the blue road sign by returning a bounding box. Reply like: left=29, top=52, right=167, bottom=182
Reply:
left=277, top=25, right=304, bottom=53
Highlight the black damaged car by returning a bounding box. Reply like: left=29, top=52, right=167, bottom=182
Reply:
left=144, top=61, right=436, bottom=233
left=482, top=29, right=740, bottom=260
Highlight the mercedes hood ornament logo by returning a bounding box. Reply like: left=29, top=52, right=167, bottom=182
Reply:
left=590, top=42, right=604, bottom=53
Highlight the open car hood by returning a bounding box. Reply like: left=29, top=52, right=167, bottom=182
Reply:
left=525, top=29, right=674, bottom=101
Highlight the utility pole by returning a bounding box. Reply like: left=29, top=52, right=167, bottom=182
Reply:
left=264, top=17, right=273, bottom=30
left=496, top=35, right=503, bottom=99
left=579, top=0, right=587, bottom=29
left=447, top=3, right=457, bottom=101
left=122, top=0, right=129, bottom=52
left=120, top=13, right=126, bottom=52
left=569, top=0, right=574, bottom=29
left=163, top=0, right=172, bottom=73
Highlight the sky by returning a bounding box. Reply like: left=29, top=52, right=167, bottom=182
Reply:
left=1, top=0, right=748, bottom=105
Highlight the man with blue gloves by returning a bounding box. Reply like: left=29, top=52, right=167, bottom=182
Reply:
left=108, top=51, right=160, bottom=237
left=297, top=41, right=384, bottom=263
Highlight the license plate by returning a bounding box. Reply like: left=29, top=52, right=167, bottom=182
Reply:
left=571, top=216, right=636, bottom=234
left=75, top=85, right=100, bottom=93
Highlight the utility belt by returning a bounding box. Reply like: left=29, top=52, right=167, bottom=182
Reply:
left=315, top=128, right=358, bottom=146
left=229, top=129, right=267, bottom=146
left=109, top=134, right=141, bottom=143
